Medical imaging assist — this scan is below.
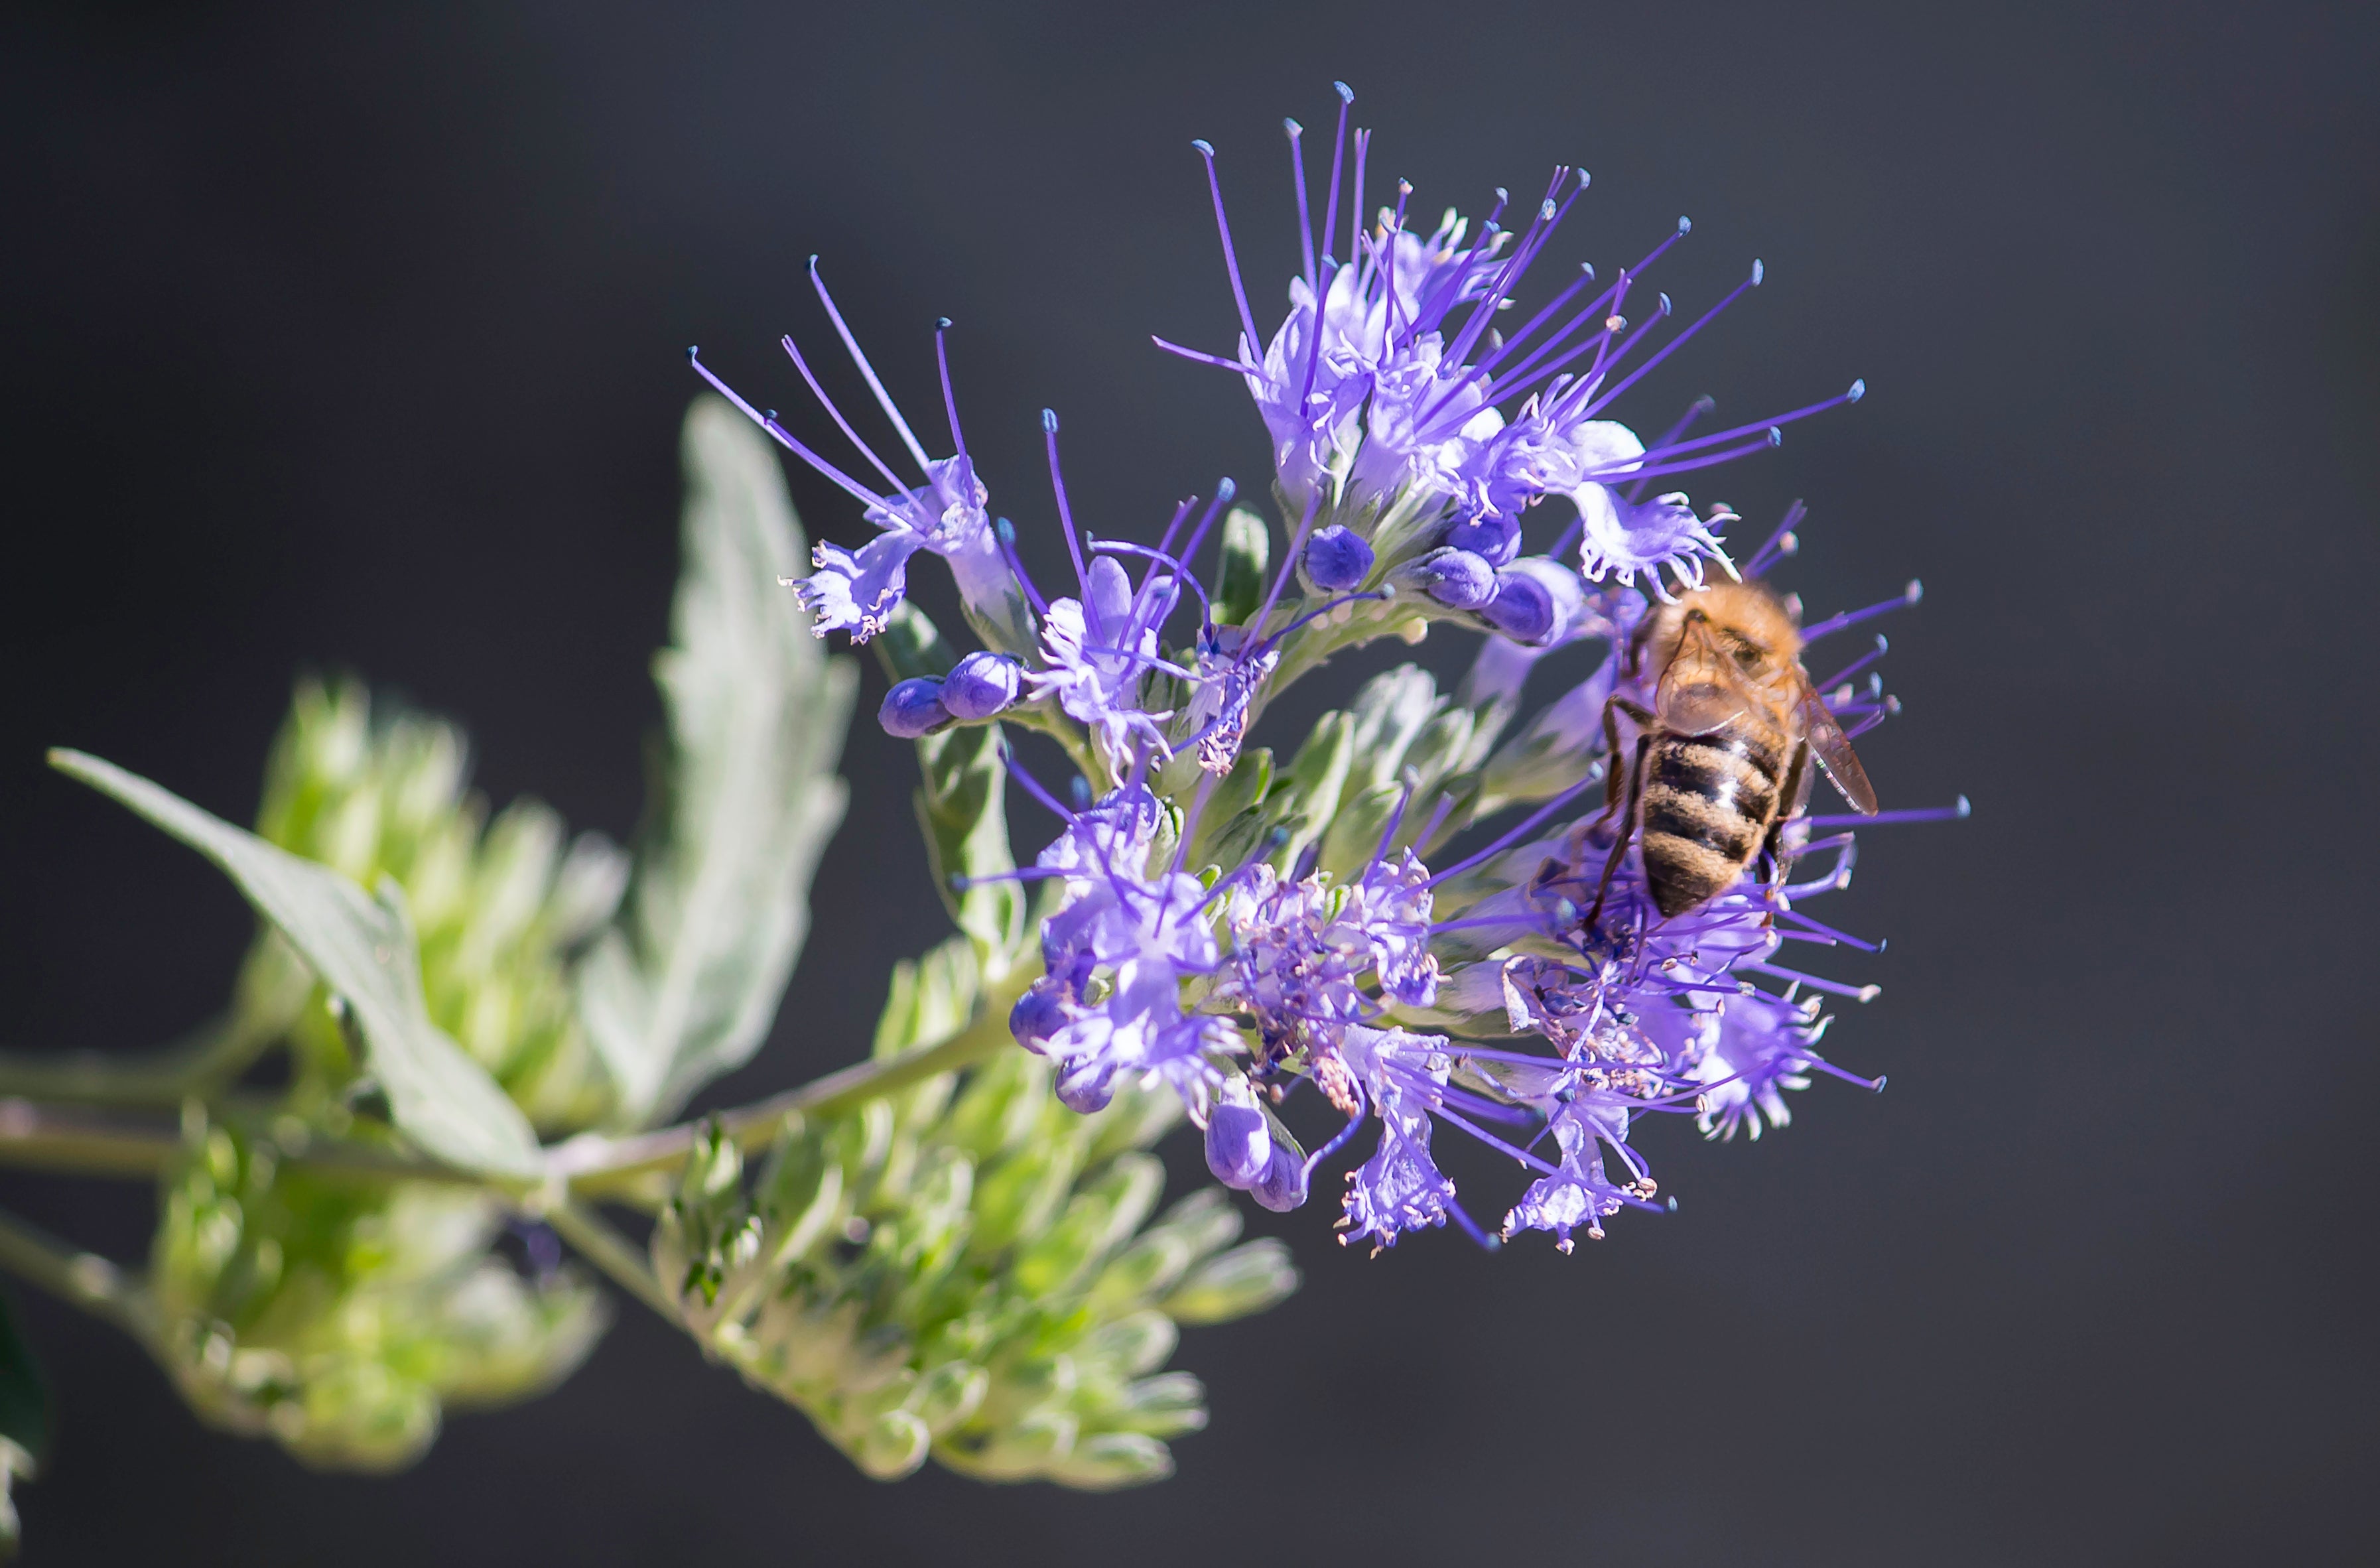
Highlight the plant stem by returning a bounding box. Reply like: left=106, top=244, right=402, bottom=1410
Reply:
left=543, top=1199, right=677, bottom=1322
left=0, top=1206, right=159, bottom=1348
left=0, top=1011, right=283, bottom=1110
left=549, top=962, right=1031, bottom=1197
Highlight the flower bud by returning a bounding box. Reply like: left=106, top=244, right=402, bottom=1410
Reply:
left=1444, top=512, right=1522, bottom=566
left=1159, top=1238, right=1301, bottom=1325
left=1479, top=568, right=1556, bottom=644
left=1201, top=1082, right=1270, bottom=1189
left=879, top=677, right=953, bottom=738
left=1250, top=1142, right=1311, bottom=1212
left=941, top=651, right=1024, bottom=720
left=1401, top=547, right=1497, bottom=610
left=1302, top=524, right=1375, bottom=591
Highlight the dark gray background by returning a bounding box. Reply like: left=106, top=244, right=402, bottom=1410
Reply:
left=3, top=1, right=2375, bottom=1563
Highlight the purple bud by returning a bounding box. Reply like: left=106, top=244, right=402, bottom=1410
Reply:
left=1010, top=985, right=1069, bottom=1049
left=1479, top=569, right=1556, bottom=644
left=879, top=677, right=952, bottom=738
left=1204, top=1096, right=1272, bottom=1189
left=1303, top=524, right=1375, bottom=591
left=1444, top=513, right=1521, bottom=566
left=1250, top=1142, right=1311, bottom=1212
left=1410, top=547, right=1497, bottom=610
left=941, top=651, right=1023, bottom=720
left=1055, top=1056, right=1117, bottom=1114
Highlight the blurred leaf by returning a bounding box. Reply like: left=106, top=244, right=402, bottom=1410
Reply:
left=578, top=395, right=858, bottom=1123
left=876, top=602, right=1027, bottom=970
left=1212, top=506, right=1272, bottom=629
left=50, top=751, right=541, bottom=1177
left=0, top=1291, right=45, bottom=1556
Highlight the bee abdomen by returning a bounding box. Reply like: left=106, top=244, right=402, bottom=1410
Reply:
left=1640, top=736, right=1780, bottom=917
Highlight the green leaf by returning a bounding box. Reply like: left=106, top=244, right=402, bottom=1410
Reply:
left=1211, top=506, right=1272, bottom=629
left=577, top=395, right=858, bottom=1123
left=50, top=750, right=544, bottom=1177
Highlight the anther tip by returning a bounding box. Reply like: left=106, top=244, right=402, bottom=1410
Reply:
left=936, top=315, right=953, bottom=330
left=1658, top=292, right=1674, bottom=315
left=1191, top=138, right=1215, bottom=157
left=1875, top=633, right=1890, bottom=651
left=1333, top=80, right=1353, bottom=103
left=1494, top=186, right=1509, bottom=202
left=1847, top=377, right=1867, bottom=402
left=1217, top=476, right=1238, bottom=499
left=685, top=344, right=700, bottom=360
left=1955, top=793, right=1973, bottom=818
left=763, top=409, right=777, bottom=422
left=1666, top=1196, right=1680, bottom=1212
left=1855, top=984, right=1883, bottom=1004
left=1539, top=198, right=1557, bottom=221
left=1872, top=1075, right=1890, bottom=1094
left=1577, top=168, right=1592, bottom=188
left=1579, top=261, right=1596, bottom=280
left=995, top=516, right=1017, bottom=543
left=1766, top=426, right=1785, bottom=446
left=1041, top=408, right=1059, bottom=434
left=948, top=873, right=969, bottom=891
left=1284, top=117, right=1302, bottom=135
left=1677, top=215, right=1692, bottom=235
left=1904, top=578, right=1924, bottom=604
left=806, top=253, right=820, bottom=269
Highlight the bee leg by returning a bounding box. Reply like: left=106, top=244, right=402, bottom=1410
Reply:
left=1583, top=733, right=1650, bottom=933
left=1593, top=697, right=1660, bottom=820
left=1759, top=737, right=1812, bottom=887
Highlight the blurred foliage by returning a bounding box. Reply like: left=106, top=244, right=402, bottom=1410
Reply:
left=654, top=939, right=1297, bottom=1490
left=152, top=1116, right=604, bottom=1472
left=256, top=677, right=629, bottom=1135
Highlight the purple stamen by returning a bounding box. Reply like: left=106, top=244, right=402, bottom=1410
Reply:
left=1285, top=117, right=1317, bottom=288
left=1152, top=334, right=1257, bottom=373
left=1802, top=797, right=1969, bottom=829
left=1193, top=139, right=1263, bottom=356
left=933, top=316, right=967, bottom=464
left=993, top=517, right=1049, bottom=616
left=1422, top=773, right=1602, bottom=888
left=1800, top=580, right=1922, bottom=641
left=687, top=350, right=885, bottom=512
left=778, top=332, right=913, bottom=496
left=807, top=258, right=934, bottom=471
left=1041, top=409, right=1089, bottom=589
left=1745, top=499, right=1808, bottom=578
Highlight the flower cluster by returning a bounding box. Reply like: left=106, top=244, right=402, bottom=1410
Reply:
left=703, top=85, right=1962, bottom=1255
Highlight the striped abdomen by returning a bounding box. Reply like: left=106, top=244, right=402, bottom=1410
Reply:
left=1640, top=721, right=1786, bottom=917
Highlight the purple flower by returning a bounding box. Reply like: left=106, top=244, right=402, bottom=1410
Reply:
left=690, top=275, right=1007, bottom=643
left=1210, top=847, right=1437, bottom=1059
left=1689, top=989, right=1833, bottom=1142
left=1161, top=90, right=1867, bottom=590
left=1008, top=783, right=1232, bottom=1114
left=1333, top=1026, right=1460, bottom=1252
left=1029, top=554, right=1185, bottom=766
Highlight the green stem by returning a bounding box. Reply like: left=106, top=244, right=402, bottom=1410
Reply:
left=0, top=1206, right=159, bottom=1348
left=0, top=1011, right=283, bottom=1110
left=543, top=1199, right=677, bottom=1322
left=0, top=1098, right=484, bottom=1189
left=549, top=961, right=1032, bottom=1197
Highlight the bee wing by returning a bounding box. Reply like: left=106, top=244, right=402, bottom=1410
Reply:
left=1796, top=685, right=1879, bottom=814
left=1656, top=620, right=1765, bottom=736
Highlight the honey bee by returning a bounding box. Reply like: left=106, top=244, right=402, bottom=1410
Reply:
left=1587, top=578, right=1878, bottom=923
